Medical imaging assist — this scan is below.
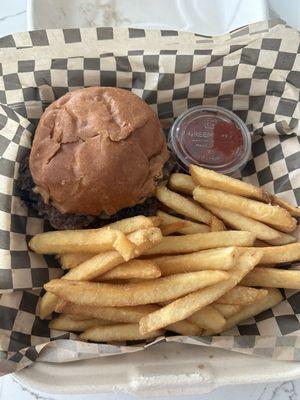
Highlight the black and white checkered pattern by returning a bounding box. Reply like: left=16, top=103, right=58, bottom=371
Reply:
left=1, top=19, right=300, bottom=373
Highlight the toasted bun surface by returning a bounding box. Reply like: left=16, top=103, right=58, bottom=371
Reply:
left=29, top=87, right=169, bottom=215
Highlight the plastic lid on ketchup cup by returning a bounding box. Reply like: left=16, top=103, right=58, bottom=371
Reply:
left=170, top=105, right=251, bottom=175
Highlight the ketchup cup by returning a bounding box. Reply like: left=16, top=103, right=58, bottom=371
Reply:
left=170, top=105, right=251, bottom=175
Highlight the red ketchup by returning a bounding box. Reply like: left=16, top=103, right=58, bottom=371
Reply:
left=170, top=106, right=251, bottom=175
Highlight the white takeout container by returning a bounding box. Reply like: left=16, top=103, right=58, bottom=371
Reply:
left=27, top=0, right=268, bottom=36
left=10, top=0, right=300, bottom=396
left=14, top=342, right=300, bottom=396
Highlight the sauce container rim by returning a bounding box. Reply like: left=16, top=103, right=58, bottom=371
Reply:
left=169, top=105, right=252, bottom=175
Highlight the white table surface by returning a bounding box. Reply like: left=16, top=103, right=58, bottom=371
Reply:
left=1, top=1, right=300, bottom=399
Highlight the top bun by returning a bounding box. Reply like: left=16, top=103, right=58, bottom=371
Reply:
left=29, top=87, right=169, bottom=216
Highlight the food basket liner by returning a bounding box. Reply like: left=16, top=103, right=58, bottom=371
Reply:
left=0, top=19, right=300, bottom=374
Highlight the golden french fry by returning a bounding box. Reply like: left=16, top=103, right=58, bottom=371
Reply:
left=71, top=229, right=160, bottom=281
left=29, top=227, right=131, bottom=255
left=96, top=260, right=161, bottom=281
left=109, top=215, right=157, bottom=231
left=242, top=267, right=300, bottom=289
left=203, top=288, right=283, bottom=335
left=212, top=304, right=242, bottom=318
left=190, top=165, right=300, bottom=217
left=251, top=243, right=300, bottom=264
left=210, top=216, right=226, bottom=232
left=156, top=210, right=210, bottom=234
left=49, top=315, right=111, bottom=332
left=39, top=228, right=162, bottom=319
left=265, top=233, right=297, bottom=246
left=270, top=195, right=300, bottom=217
left=139, top=249, right=262, bottom=333
left=160, top=221, right=189, bottom=236
left=180, top=224, right=211, bottom=235
left=143, top=231, right=255, bottom=256
left=241, top=243, right=300, bottom=264
left=168, top=173, right=195, bottom=195
left=216, top=286, right=268, bottom=305
left=190, top=164, right=269, bottom=202
left=45, top=270, right=229, bottom=307
left=59, top=253, right=93, bottom=269
left=167, top=320, right=202, bottom=336
left=67, top=314, right=91, bottom=321
left=113, top=233, right=137, bottom=261
left=193, top=186, right=296, bottom=233
left=64, top=228, right=162, bottom=281
left=31, top=215, right=158, bottom=256
left=66, top=250, right=124, bottom=280
left=153, top=247, right=239, bottom=275
left=188, top=305, right=225, bottom=331
left=80, top=323, right=164, bottom=342
left=256, top=234, right=297, bottom=246
left=204, top=205, right=291, bottom=244
left=39, top=292, right=59, bottom=320
left=156, top=186, right=212, bottom=225
left=56, top=300, right=159, bottom=323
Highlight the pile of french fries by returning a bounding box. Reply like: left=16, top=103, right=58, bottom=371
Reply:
left=30, top=165, right=300, bottom=342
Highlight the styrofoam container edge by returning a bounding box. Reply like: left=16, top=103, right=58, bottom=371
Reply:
left=13, top=343, right=300, bottom=395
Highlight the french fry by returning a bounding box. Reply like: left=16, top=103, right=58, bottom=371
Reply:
left=38, top=292, right=59, bottom=320
left=270, top=195, right=300, bottom=217
left=29, top=227, right=134, bottom=257
left=39, top=228, right=162, bottom=319
left=143, top=231, right=255, bottom=256
left=168, top=173, right=195, bottom=195
left=153, top=247, right=239, bottom=275
left=31, top=215, right=159, bottom=257
left=265, top=233, right=297, bottom=246
left=156, top=211, right=210, bottom=234
left=190, top=164, right=269, bottom=202
left=210, top=216, right=226, bottom=232
left=109, top=215, right=158, bottom=231
left=139, top=249, right=262, bottom=333
left=49, top=315, right=111, bottom=331
left=250, top=243, right=300, bottom=264
left=212, top=304, right=242, bottom=318
left=188, top=305, right=225, bottom=332
left=216, top=286, right=268, bottom=305
left=45, top=270, right=229, bottom=307
left=64, top=228, right=162, bottom=281
left=80, top=323, right=164, bottom=342
left=59, top=253, right=93, bottom=269
left=242, top=267, right=300, bottom=289
left=167, top=320, right=202, bottom=336
left=190, top=164, right=300, bottom=217
left=113, top=232, right=137, bottom=261
left=156, top=186, right=212, bottom=225
left=67, top=314, right=91, bottom=321
left=204, top=205, right=295, bottom=245
left=96, top=260, right=161, bottom=281
left=160, top=221, right=189, bottom=236
left=159, top=301, right=225, bottom=335
left=203, top=288, right=283, bottom=335
left=56, top=300, right=159, bottom=323
left=193, top=186, right=296, bottom=233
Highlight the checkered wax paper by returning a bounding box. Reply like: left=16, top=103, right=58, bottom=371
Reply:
left=1, top=18, right=300, bottom=375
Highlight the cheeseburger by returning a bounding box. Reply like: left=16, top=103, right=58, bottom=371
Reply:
left=19, top=87, right=170, bottom=229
